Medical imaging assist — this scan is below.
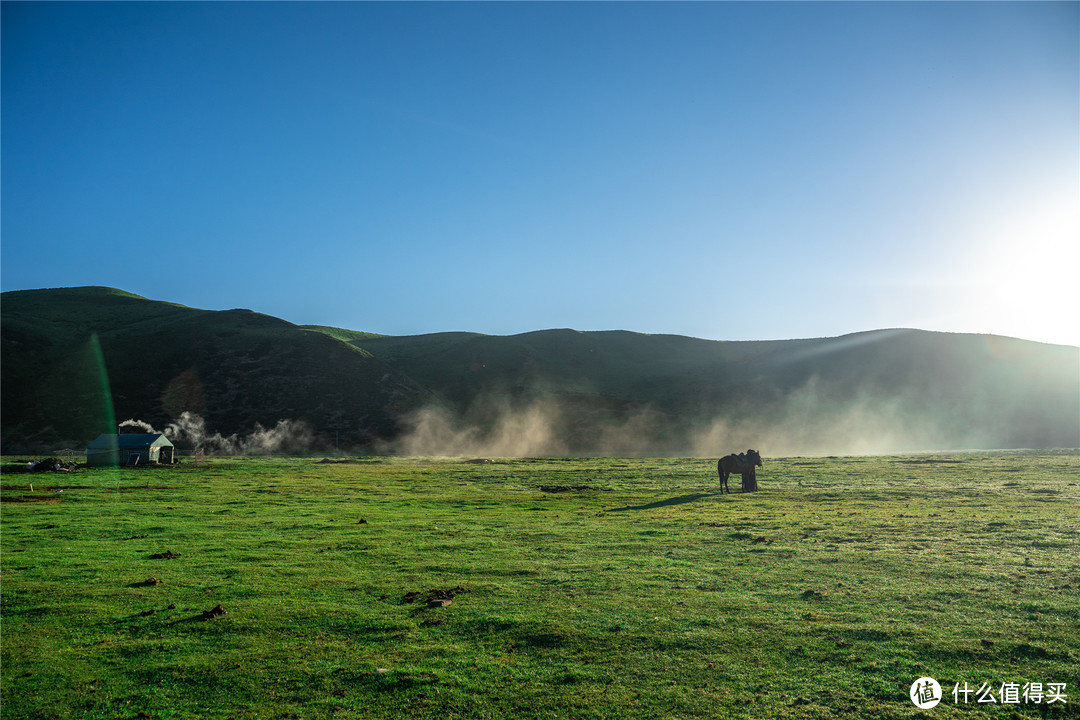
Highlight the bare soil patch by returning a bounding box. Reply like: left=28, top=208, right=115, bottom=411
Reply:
left=403, top=586, right=467, bottom=606
left=3, top=495, right=62, bottom=503
left=202, top=604, right=227, bottom=621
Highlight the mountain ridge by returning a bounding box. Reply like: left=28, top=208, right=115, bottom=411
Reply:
left=2, top=286, right=1077, bottom=455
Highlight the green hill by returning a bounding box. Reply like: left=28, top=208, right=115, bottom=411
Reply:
left=0, top=287, right=430, bottom=453
left=2, top=286, right=1077, bottom=455
left=351, top=328, right=1079, bottom=455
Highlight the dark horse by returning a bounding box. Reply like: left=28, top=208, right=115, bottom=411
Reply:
left=717, top=449, right=763, bottom=493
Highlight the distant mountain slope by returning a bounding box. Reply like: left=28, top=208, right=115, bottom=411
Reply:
left=352, top=328, right=1079, bottom=454
left=1, top=287, right=430, bottom=452
left=2, top=287, right=1077, bottom=455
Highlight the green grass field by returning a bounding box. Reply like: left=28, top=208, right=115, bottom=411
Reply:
left=2, top=452, right=1077, bottom=719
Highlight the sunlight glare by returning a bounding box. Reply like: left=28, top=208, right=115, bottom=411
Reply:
left=958, top=181, right=1079, bottom=347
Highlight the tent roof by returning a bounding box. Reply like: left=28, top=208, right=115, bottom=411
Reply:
left=87, top=433, right=174, bottom=450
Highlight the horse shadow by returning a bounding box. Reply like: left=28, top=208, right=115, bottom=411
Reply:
left=607, top=492, right=713, bottom=512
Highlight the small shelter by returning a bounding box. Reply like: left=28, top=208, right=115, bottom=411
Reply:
left=85, top=433, right=175, bottom=467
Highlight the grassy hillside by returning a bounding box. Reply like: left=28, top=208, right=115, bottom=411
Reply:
left=0, top=287, right=430, bottom=453
left=2, top=287, right=1077, bottom=455
left=352, top=328, right=1079, bottom=455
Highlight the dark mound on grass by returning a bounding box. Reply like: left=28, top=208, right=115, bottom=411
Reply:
left=202, top=604, right=227, bottom=621
left=403, top=586, right=467, bottom=606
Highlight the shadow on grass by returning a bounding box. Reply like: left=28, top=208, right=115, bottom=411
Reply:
left=607, top=492, right=713, bottom=512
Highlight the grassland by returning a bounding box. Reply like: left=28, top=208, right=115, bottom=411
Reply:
left=2, top=452, right=1077, bottom=719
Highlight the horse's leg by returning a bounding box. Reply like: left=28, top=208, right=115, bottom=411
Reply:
left=719, top=468, right=728, bottom=493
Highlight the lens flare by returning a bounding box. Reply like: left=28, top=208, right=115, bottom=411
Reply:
left=88, top=333, right=119, bottom=464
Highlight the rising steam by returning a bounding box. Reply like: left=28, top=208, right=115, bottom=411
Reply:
left=162, top=411, right=314, bottom=456
left=119, top=418, right=157, bottom=434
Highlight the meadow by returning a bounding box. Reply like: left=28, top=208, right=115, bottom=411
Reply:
left=1, top=452, right=1077, bottom=719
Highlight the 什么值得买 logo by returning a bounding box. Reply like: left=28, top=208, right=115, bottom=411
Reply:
left=910, top=677, right=942, bottom=709
left=910, top=677, right=1068, bottom=708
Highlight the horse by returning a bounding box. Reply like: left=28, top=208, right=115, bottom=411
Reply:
left=717, top=449, right=762, bottom=493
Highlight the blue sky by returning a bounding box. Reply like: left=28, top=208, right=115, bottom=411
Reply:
left=3, top=1, right=1077, bottom=346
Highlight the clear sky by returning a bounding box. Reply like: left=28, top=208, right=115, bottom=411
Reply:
left=2, top=1, right=1077, bottom=346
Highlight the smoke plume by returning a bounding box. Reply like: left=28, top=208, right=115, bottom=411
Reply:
left=119, top=418, right=157, bottom=434
left=163, top=411, right=314, bottom=455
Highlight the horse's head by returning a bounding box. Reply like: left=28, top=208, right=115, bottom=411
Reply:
left=746, top=449, right=763, bottom=467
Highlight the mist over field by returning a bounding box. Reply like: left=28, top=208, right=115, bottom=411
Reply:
left=390, top=372, right=1035, bottom=458
left=688, top=379, right=991, bottom=457
left=134, top=391, right=966, bottom=460
left=364, top=326, right=1079, bottom=458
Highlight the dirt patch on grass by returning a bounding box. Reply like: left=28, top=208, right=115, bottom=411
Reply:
left=201, top=604, right=227, bottom=621
left=896, top=459, right=965, bottom=465
left=2, top=494, right=62, bottom=503
left=403, top=586, right=467, bottom=606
